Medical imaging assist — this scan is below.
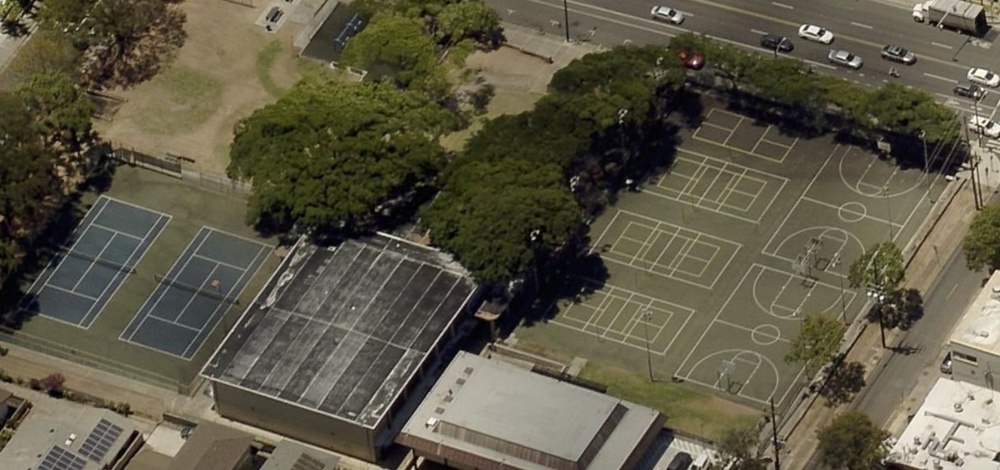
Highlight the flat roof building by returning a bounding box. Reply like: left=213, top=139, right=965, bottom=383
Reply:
left=946, top=270, right=1000, bottom=390
left=260, top=439, right=341, bottom=470
left=886, top=378, right=1000, bottom=470
left=202, top=234, right=480, bottom=462
left=0, top=407, right=143, bottom=470
left=167, top=421, right=254, bottom=470
left=397, top=352, right=665, bottom=470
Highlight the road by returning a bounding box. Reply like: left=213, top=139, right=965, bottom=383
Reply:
left=489, top=0, right=1000, bottom=121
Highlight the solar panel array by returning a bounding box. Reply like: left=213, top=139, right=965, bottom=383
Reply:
left=291, top=453, right=327, bottom=470
left=37, top=446, right=87, bottom=470
left=77, top=419, right=124, bottom=462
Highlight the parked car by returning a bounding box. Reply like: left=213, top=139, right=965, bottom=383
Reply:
left=667, top=452, right=694, bottom=470
left=798, top=24, right=834, bottom=44
left=678, top=49, right=704, bottom=70
left=954, top=83, right=986, bottom=100
left=828, top=49, right=863, bottom=69
left=881, top=45, right=916, bottom=64
left=969, top=116, right=1000, bottom=138
left=968, top=68, right=1000, bottom=87
left=650, top=6, right=684, bottom=24
left=760, top=33, right=794, bottom=52
left=940, top=352, right=953, bottom=374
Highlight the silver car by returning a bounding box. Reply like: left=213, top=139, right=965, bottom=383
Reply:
left=828, top=49, right=863, bottom=69
left=881, top=45, right=916, bottom=65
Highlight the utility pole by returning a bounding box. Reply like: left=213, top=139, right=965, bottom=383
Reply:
left=865, top=247, right=888, bottom=349
left=641, top=308, right=654, bottom=382
left=770, top=397, right=782, bottom=470
left=562, top=0, right=570, bottom=42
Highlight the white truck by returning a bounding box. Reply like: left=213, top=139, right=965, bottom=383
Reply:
left=913, top=0, right=988, bottom=36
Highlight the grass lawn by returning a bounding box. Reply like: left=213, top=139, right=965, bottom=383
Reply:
left=440, top=87, right=542, bottom=152
left=134, top=65, right=224, bottom=135
left=580, top=361, right=762, bottom=441
left=256, top=40, right=285, bottom=98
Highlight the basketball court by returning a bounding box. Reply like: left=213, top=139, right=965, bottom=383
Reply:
left=521, top=106, right=939, bottom=410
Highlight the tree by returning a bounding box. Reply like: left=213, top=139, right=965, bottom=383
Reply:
left=228, top=79, right=453, bottom=233
left=717, top=423, right=768, bottom=470
left=41, top=373, right=66, bottom=397
left=421, top=158, right=581, bottom=284
left=39, top=0, right=187, bottom=89
left=865, top=83, right=960, bottom=144
left=817, top=411, right=889, bottom=470
left=785, top=313, right=845, bottom=376
left=435, top=0, right=502, bottom=48
left=866, top=287, right=923, bottom=330
left=964, top=204, right=1000, bottom=271
left=339, top=13, right=450, bottom=99
left=7, top=30, right=81, bottom=83
left=16, top=71, right=94, bottom=150
left=848, top=242, right=905, bottom=293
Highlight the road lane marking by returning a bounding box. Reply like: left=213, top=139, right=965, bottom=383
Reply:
left=931, top=42, right=954, bottom=49
left=946, top=283, right=958, bottom=300
left=751, top=29, right=768, bottom=35
left=850, top=21, right=873, bottom=29
left=771, top=2, right=793, bottom=9
left=924, top=73, right=958, bottom=84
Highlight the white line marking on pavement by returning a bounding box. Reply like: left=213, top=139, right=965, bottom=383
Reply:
left=850, top=21, right=873, bottom=29
left=932, top=42, right=954, bottom=49
left=771, top=1, right=793, bottom=9
left=751, top=29, right=768, bottom=35
left=924, top=73, right=958, bottom=84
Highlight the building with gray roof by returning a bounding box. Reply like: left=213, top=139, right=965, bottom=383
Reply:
left=167, top=421, right=254, bottom=470
left=202, top=234, right=480, bottom=462
left=261, top=439, right=341, bottom=470
left=397, top=352, right=665, bottom=470
left=0, top=407, right=142, bottom=470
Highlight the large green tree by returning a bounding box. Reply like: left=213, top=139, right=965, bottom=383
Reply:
left=228, top=79, right=454, bottom=233
left=435, top=0, right=502, bottom=47
left=865, top=83, right=960, bottom=144
left=785, top=313, right=845, bottom=376
left=340, top=13, right=450, bottom=99
left=964, top=204, right=1000, bottom=271
left=817, top=411, right=889, bottom=470
left=848, top=242, right=905, bottom=293
left=16, top=71, right=94, bottom=150
left=421, top=158, right=581, bottom=284
left=0, top=93, right=59, bottom=283
left=37, top=0, right=187, bottom=89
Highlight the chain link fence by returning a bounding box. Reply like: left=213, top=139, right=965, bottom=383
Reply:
left=108, top=145, right=252, bottom=200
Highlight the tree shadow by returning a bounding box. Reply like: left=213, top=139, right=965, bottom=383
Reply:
left=671, top=88, right=705, bottom=129
left=820, top=355, right=866, bottom=406
left=519, top=246, right=609, bottom=328
left=864, top=288, right=924, bottom=331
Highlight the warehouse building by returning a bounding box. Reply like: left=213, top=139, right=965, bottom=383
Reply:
left=202, top=234, right=480, bottom=462
left=946, top=270, right=1000, bottom=390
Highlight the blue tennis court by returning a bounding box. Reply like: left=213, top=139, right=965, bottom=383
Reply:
left=18, top=196, right=170, bottom=328
left=119, top=227, right=271, bottom=360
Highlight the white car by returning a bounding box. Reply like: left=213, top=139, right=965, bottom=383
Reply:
left=650, top=6, right=684, bottom=24
left=969, top=116, right=1000, bottom=138
left=968, top=68, right=1000, bottom=88
left=798, top=24, right=834, bottom=44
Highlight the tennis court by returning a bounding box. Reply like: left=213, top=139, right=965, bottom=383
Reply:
left=18, top=196, right=170, bottom=328
left=119, top=227, right=271, bottom=360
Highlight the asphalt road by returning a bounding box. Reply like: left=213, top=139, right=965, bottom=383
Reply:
left=490, top=0, right=1000, bottom=119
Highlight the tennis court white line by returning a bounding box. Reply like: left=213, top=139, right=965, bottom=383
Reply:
left=90, top=222, right=145, bottom=241
left=31, top=198, right=111, bottom=299
left=588, top=210, right=621, bottom=255
left=193, top=253, right=250, bottom=272
left=146, top=315, right=200, bottom=332
left=44, top=284, right=99, bottom=301
left=800, top=196, right=902, bottom=229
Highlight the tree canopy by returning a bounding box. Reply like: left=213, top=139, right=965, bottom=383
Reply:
left=717, top=423, right=768, bottom=470
left=785, top=313, right=846, bottom=376
left=848, top=242, right=905, bottom=293
left=817, top=411, right=889, bottom=470
left=16, top=71, right=94, bottom=150
left=964, top=204, right=1000, bottom=271
left=228, top=79, right=454, bottom=233
left=37, top=0, right=187, bottom=89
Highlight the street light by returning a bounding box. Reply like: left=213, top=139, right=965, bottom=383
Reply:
left=641, top=308, right=654, bottom=382
left=562, top=0, right=570, bottom=42
left=831, top=252, right=848, bottom=326
left=865, top=247, right=889, bottom=349
left=919, top=130, right=928, bottom=174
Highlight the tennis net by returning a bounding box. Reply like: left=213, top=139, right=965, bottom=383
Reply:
left=154, top=274, right=240, bottom=305
left=59, top=247, right=135, bottom=274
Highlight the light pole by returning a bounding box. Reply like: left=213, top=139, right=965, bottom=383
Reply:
left=920, top=130, right=928, bottom=174
left=618, top=108, right=631, bottom=189
left=641, top=308, right=654, bottom=382
left=832, top=252, right=848, bottom=326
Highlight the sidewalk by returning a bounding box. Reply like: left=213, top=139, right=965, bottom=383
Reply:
left=781, top=179, right=978, bottom=469
left=501, top=22, right=603, bottom=67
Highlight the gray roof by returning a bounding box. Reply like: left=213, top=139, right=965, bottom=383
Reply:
left=168, top=421, right=253, bottom=470
left=397, top=352, right=664, bottom=470
left=203, top=233, right=478, bottom=428
left=0, top=407, right=136, bottom=470
left=261, top=439, right=341, bottom=470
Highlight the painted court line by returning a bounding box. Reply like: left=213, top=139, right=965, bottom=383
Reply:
left=762, top=144, right=840, bottom=257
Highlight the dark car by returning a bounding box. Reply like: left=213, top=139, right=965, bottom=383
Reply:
left=941, top=352, right=953, bottom=374
left=954, top=83, right=986, bottom=100
left=678, top=50, right=705, bottom=70
left=761, top=33, right=793, bottom=52
left=667, top=452, right=694, bottom=470
left=881, top=45, right=916, bottom=64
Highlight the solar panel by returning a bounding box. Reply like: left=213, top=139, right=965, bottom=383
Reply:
left=290, top=453, right=327, bottom=470
left=77, top=418, right=124, bottom=462
left=37, top=446, right=87, bottom=470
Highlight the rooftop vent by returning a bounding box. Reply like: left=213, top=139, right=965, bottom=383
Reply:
left=425, top=417, right=439, bottom=429
left=954, top=403, right=964, bottom=413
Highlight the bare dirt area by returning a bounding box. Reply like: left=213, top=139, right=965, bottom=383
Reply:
left=442, top=47, right=559, bottom=151
left=96, top=0, right=310, bottom=174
